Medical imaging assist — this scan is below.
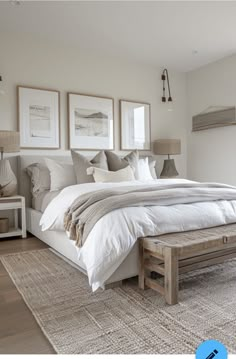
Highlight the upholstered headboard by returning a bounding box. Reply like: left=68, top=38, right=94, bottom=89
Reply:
left=18, top=154, right=158, bottom=208
left=18, top=155, right=73, bottom=208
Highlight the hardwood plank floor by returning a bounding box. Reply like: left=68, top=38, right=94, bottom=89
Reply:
left=0, top=236, right=55, bottom=354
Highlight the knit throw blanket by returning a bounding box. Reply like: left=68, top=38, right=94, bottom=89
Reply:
left=64, top=182, right=236, bottom=247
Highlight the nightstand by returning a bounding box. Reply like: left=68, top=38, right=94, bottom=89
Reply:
left=0, top=195, right=26, bottom=239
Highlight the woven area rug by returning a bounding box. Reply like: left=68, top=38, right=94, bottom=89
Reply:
left=1, top=249, right=236, bottom=354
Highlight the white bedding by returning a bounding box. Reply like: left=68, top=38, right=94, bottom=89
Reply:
left=40, top=178, right=236, bottom=291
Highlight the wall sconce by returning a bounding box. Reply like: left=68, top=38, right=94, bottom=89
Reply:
left=161, top=69, right=173, bottom=106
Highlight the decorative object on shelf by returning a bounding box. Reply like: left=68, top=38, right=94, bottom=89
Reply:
left=153, top=139, right=181, bottom=178
left=120, top=100, right=151, bottom=150
left=192, top=106, right=236, bottom=132
left=0, top=76, right=5, bottom=96
left=68, top=93, right=114, bottom=150
left=10, top=0, right=21, bottom=5
left=0, top=218, right=9, bottom=233
left=0, top=131, right=19, bottom=197
left=161, top=69, right=173, bottom=111
left=18, top=86, right=60, bottom=149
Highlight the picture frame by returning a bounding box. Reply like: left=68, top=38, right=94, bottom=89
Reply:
left=68, top=92, right=114, bottom=150
left=120, top=99, right=151, bottom=150
left=17, top=86, right=60, bottom=149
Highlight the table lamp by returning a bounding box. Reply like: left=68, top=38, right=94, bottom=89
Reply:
left=0, top=131, right=19, bottom=196
left=153, top=139, right=181, bottom=178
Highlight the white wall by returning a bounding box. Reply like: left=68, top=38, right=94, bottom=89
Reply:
left=187, top=54, right=236, bottom=185
left=0, top=32, right=187, bottom=177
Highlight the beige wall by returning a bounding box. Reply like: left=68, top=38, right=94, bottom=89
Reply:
left=187, top=54, right=236, bottom=185
left=0, top=32, right=187, bottom=177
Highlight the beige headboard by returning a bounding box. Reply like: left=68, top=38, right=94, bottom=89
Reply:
left=17, top=155, right=72, bottom=208
left=18, top=154, right=158, bottom=208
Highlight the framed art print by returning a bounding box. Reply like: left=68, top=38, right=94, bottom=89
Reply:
left=68, top=93, right=114, bottom=150
left=120, top=99, right=151, bottom=150
left=18, top=86, right=60, bottom=149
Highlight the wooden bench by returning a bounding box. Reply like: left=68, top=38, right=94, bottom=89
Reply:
left=139, top=223, right=236, bottom=305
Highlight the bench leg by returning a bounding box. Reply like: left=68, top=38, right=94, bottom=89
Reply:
left=164, top=247, right=179, bottom=305
left=139, top=239, right=145, bottom=289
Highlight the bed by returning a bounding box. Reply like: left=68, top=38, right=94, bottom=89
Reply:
left=18, top=155, right=236, bottom=292
left=18, top=155, right=140, bottom=287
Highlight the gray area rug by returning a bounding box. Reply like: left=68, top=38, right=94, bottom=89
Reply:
left=1, top=249, right=236, bottom=354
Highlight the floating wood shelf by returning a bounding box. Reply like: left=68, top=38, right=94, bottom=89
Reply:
left=192, top=106, right=236, bottom=131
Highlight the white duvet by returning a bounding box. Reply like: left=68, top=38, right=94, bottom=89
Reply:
left=40, top=179, right=236, bottom=291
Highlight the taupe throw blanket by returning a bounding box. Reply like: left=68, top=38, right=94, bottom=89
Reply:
left=64, top=182, right=236, bottom=247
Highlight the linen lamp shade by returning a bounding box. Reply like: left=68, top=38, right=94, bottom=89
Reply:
left=153, top=139, right=181, bottom=156
left=0, top=131, right=20, bottom=197
left=0, top=131, right=20, bottom=156
left=153, top=139, right=181, bottom=178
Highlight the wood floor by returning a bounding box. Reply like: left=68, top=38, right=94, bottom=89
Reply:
left=0, top=236, right=55, bottom=354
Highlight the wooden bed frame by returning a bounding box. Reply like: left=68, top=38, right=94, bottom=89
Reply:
left=139, top=223, right=236, bottom=305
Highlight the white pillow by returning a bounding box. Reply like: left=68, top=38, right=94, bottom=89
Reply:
left=137, top=157, right=154, bottom=180
left=87, top=165, right=135, bottom=183
left=45, top=158, right=76, bottom=191
left=149, top=159, right=157, bottom=179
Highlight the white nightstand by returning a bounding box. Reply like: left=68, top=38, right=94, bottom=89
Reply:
left=0, top=195, right=26, bottom=239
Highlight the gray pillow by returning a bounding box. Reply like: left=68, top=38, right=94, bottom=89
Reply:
left=71, top=150, right=108, bottom=184
left=26, top=163, right=50, bottom=197
left=105, top=150, right=139, bottom=170
left=105, top=150, right=139, bottom=178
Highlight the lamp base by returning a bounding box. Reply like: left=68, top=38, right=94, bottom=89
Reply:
left=0, top=159, right=17, bottom=197
left=160, top=159, right=179, bottom=178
